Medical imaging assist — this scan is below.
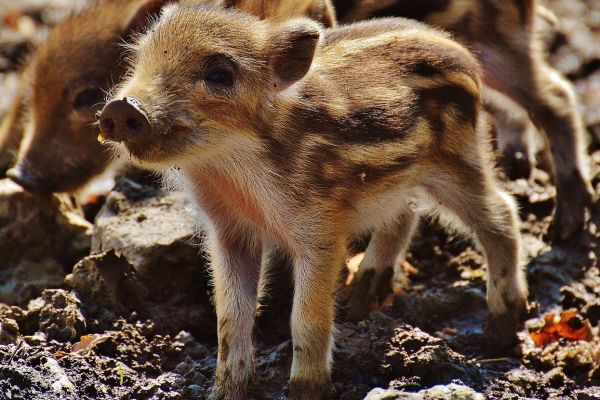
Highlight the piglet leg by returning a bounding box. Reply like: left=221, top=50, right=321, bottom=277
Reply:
left=207, top=228, right=261, bottom=400
left=288, top=238, right=346, bottom=400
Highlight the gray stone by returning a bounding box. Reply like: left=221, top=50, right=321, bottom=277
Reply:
left=364, top=384, right=484, bottom=400
left=91, top=180, right=207, bottom=301
left=0, top=258, right=65, bottom=306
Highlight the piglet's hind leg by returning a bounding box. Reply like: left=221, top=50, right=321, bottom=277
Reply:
left=425, top=166, right=527, bottom=350
left=346, top=209, right=418, bottom=321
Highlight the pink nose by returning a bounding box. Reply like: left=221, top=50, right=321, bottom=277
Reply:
left=99, top=97, right=150, bottom=142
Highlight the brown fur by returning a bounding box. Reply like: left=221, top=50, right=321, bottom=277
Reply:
left=101, top=7, right=528, bottom=398
left=332, top=0, right=594, bottom=240
left=213, top=0, right=337, bottom=27
left=0, top=0, right=159, bottom=193
left=0, top=0, right=336, bottom=194
left=0, top=86, right=25, bottom=172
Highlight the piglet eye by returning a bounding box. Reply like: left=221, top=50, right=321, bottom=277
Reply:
left=205, top=69, right=234, bottom=87
left=74, top=88, right=104, bottom=109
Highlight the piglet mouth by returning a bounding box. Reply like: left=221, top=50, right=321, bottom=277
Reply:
left=98, top=97, right=151, bottom=144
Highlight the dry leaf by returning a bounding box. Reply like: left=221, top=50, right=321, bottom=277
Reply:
left=85, top=194, right=101, bottom=205
left=69, top=333, right=112, bottom=356
left=3, top=11, right=23, bottom=29
left=53, top=351, right=69, bottom=359
left=530, top=309, right=593, bottom=347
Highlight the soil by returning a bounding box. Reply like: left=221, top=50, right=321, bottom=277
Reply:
left=0, top=1, right=600, bottom=399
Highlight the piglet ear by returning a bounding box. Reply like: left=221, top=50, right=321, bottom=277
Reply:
left=124, top=0, right=178, bottom=36
left=269, top=19, right=322, bottom=91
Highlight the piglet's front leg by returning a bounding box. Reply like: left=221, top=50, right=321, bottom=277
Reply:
left=207, top=228, right=261, bottom=400
left=288, top=238, right=347, bottom=400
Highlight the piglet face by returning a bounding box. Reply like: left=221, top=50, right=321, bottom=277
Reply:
left=7, top=6, right=126, bottom=193
left=99, top=6, right=321, bottom=168
left=6, top=0, right=177, bottom=193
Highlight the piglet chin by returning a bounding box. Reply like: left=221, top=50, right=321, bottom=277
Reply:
left=109, top=140, right=172, bottom=171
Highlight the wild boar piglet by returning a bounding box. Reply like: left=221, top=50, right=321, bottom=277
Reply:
left=0, top=0, right=173, bottom=194
left=99, top=6, right=528, bottom=399
left=0, top=0, right=335, bottom=195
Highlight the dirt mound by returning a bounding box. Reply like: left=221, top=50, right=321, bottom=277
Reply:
left=0, top=0, right=600, bottom=399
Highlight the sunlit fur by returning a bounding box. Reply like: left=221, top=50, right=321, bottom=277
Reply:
left=106, top=6, right=528, bottom=399
left=0, top=0, right=146, bottom=193
left=333, top=0, right=594, bottom=240
left=0, top=0, right=336, bottom=194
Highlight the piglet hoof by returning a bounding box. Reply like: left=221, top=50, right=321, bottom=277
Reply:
left=287, top=379, right=329, bottom=400
left=484, top=302, right=527, bottom=354
left=550, top=175, right=594, bottom=242
left=483, top=314, right=519, bottom=354
left=345, top=272, right=376, bottom=322
left=345, top=267, right=393, bottom=322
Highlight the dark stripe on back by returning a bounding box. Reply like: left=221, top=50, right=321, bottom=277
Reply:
left=221, top=0, right=239, bottom=8
left=350, top=154, right=418, bottom=184
left=417, top=84, right=479, bottom=140
left=287, top=102, right=414, bottom=144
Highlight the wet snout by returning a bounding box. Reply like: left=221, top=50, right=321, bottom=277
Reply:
left=98, top=97, right=150, bottom=142
left=6, top=164, right=48, bottom=194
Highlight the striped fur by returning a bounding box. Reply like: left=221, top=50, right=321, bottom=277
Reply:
left=333, top=0, right=594, bottom=240
left=105, top=6, right=528, bottom=398
left=0, top=0, right=336, bottom=194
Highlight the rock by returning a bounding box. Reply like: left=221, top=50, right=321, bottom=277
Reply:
left=43, top=357, right=76, bottom=394
left=67, top=250, right=216, bottom=339
left=574, top=387, right=600, bottom=400
left=332, top=317, right=484, bottom=400
left=545, top=367, right=567, bottom=388
left=91, top=179, right=208, bottom=303
left=0, top=179, right=91, bottom=268
left=0, top=345, right=78, bottom=400
left=34, top=289, right=85, bottom=342
left=69, top=180, right=216, bottom=337
left=0, top=258, right=65, bottom=306
left=65, top=251, right=148, bottom=314
left=382, top=327, right=478, bottom=386
left=522, top=337, right=600, bottom=385
left=0, top=317, right=19, bottom=344
left=128, top=372, right=185, bottom=400
left=364, top=384, right=484, bottom=400
left=0, top=303, right=26, bottom=321
left=22, top=331, right=46, bottom=345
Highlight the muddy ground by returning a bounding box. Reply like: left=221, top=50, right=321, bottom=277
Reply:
left=1, top=1, right=600, bottom=399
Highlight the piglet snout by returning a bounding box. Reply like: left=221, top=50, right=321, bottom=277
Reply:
left=99, top=97, right=150, bottom=142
